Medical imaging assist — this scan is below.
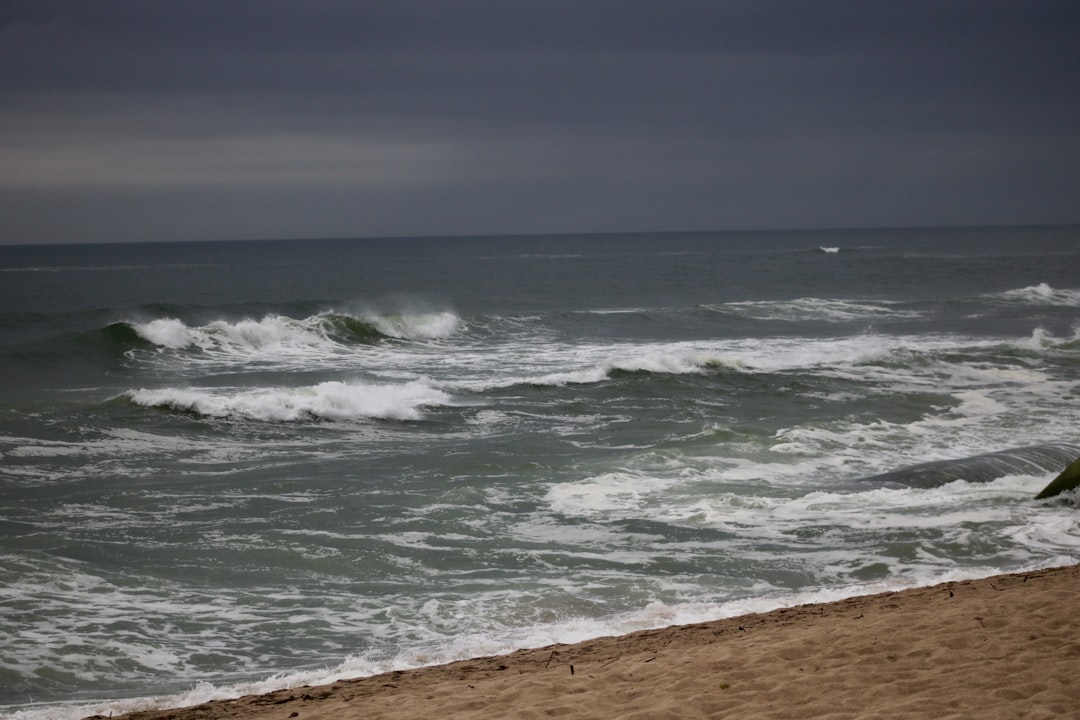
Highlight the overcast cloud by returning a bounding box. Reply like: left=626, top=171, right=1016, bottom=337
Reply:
left=1, top=0, right=1078, bottom=244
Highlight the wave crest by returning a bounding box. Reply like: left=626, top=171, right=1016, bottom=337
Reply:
left=607, top=351, right=741, bottom=376
left=524, top=351, right=740, bottom=389
left=998, top=283, right=1080, bottom=307
left=124, top=381, right=453, bottom=422
left=1016, top=326, right=1080, bottom=351
left=361, top=311, right=461, bottom=340
left=127, top=310, right=462, bottom=352
left=456, top=349, right=743, bottom=391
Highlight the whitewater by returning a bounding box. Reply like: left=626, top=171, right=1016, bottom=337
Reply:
left=1, top=227, right=1078, bottom=719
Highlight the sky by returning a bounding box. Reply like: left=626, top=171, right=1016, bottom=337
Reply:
left=1, top=1, right=1079, bottom=245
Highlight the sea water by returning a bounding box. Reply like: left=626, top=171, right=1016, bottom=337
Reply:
left=1, top=227, right=1079, bottom=718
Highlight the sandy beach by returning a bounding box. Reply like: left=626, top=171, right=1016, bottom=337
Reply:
left=92, top=564, right=1080, bottom=720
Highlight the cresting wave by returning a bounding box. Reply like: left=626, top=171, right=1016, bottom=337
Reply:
left=124, top=381, right=454, bottom=422
left=443, top=326, right=1077, bottom=394
left=127, top=310, right=462, bottom=352
left=997, top=282, right=1080, bottom=307
left=56, top=283, right=1080, bottom=369
left=498, top=350, right=744, bottom=390
left=6, top=228, right=1080, bottom=720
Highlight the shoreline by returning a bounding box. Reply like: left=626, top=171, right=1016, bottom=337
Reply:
left=88, top=563, right=1080, bottom=719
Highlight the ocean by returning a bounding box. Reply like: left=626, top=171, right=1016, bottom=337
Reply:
left=2, top=226, right=1079, bottom=718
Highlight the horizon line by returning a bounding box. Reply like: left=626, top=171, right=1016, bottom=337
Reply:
left=2, top=221, right=1077, bottom=249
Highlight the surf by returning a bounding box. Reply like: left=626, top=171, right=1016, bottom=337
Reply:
left=123, top=380, right=455, bottom=422
left=996, top=282, right=1080, bottom=307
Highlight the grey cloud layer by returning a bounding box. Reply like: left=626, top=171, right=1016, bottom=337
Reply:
left=1, top=1, right=1078, bottom=243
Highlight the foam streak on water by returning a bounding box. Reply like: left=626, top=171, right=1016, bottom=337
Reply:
left=1, top=228, right=1079, bottom=718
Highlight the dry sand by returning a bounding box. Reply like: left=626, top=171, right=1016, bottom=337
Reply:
left=92, top=564, right=1080, bottom=720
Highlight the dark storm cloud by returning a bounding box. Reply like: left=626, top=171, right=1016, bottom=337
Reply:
left=1, top=1, right=1078, bottom=243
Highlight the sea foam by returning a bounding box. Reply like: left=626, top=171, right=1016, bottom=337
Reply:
left=130, top=310, right=462, bottom=353
left=717, top=297, right=923, bottom=323
left=998, top=282, right=1080, bottom=306
left=9, top=556, right=1070, bottom=720
left=125, top=381, right=453, bottom=422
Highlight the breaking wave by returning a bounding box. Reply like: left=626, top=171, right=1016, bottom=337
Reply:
left=125, top=311, right=462, bottom=352
left=995, top=283, right=1080, bottom=307
left=124, top=381, right=454, bottom=422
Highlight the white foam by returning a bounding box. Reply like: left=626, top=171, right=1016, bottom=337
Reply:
left=135, top=318, right=199, bottom=350
left=1015, top=325, right=1080, bottom=351
left=208, top=316, right=312, bottom=349
left=998, top=282, right=1080, bottom=306
left=546, top=472, right=680, bottom=517
left=526, top=366, right=612, bottom=387
left=541, top=444, right=1072, bottom=544
left=366, top=311, right=461, bottom=339
left=125, top=380, right=453, bottom=422
left=5, top=444, right=85, bottom=458
left=470, top=352, right=714, bottom=390
left=129, top=310, right=463, bottom=364
left=942, top=390, right=1007, bottom=419
left=721, top=298, right=923, bottom=323
left=446, top=334, right=919, bottom=392
left=607, top=350, right=736, bottom=374
left=131, top=314, right=335, bottom=356
left=9, top=556, right=1070, bottom=720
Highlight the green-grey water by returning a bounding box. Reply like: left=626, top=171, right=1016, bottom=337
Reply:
left=2, top=226, right=1079, bottom=718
